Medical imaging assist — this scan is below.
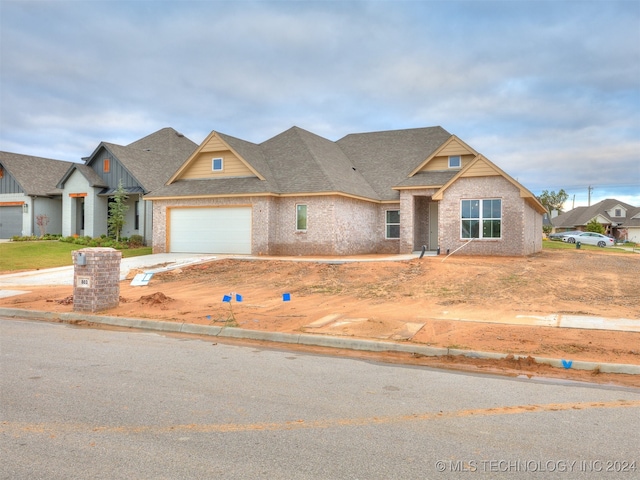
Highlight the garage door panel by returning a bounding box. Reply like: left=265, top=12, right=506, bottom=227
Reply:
left=169, top=207, right=251, bottom=254
left=0, top=206, right=22, bottom=238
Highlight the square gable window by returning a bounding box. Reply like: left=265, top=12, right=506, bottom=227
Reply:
left=212, top=157, right=223, bottom=172
left=448, top=155, right=461, bottom=168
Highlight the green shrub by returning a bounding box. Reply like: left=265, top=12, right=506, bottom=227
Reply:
left=10, top=235, right=38, bottom=242
left=129, top=234, right=145, bottom=247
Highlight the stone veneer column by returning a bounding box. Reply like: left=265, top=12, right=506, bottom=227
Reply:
left=72, top=247, right=122, bottom=312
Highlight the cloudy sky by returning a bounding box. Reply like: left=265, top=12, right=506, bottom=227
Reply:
left=1, top=0, right=638, bottom=209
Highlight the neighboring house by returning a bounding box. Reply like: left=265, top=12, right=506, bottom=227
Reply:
left=146, top=126, right=545, bottom=256
left=0, top=152, right=72, bottom=238
left=552, top=199, right=640, bottom=243
left=57, top=128, right=196, bottom=244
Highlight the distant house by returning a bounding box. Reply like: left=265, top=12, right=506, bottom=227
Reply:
left=0, top=152, right=72, bottom=238
left=57, top=128, right=196, bottom=244
left=146, top=126, right=546, bottom=256
left=552, top=199, right=640, bottom=243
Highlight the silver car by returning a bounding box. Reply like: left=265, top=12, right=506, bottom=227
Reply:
left=562, top=232, right=614, bottom=247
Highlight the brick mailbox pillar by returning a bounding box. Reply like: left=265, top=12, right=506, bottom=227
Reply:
left=72, top=247, right=122, bottom=313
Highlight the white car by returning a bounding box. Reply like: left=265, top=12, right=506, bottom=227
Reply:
left=562, top=232, right=614, bottom=247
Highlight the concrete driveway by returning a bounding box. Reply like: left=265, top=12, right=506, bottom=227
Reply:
left=0, top=253, right=218, bottom=287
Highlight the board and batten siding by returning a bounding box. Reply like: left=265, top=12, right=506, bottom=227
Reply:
left=0, top=166, right=23, bottom=194
left=92, top=149, right=141, bottom=190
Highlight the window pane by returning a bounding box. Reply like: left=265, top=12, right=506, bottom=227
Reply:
left=386, top=210, right=400, bottom=223
left=296, top=205, right=307, bottom=230
left=483, top=199, right=501, bottom=219
left=387, top=225, right=400, bottom=238
left=449, top=156, right=461, bottom=168
left=462, top=200, right=479, bottom=219
left=483, top=220, right=501, bottom=238
left=462, top=220, right=479, bottom=238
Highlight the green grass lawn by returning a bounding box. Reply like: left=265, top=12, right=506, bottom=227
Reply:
left=542, top=239, right=634, bottom=253
left=0, top=241, right=152, bottom=272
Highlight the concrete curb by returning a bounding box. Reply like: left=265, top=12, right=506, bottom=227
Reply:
left=2, top=307, right=639, bottom=376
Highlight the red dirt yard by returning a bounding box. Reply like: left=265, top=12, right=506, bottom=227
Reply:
left=2, top=249, right=639, bottom=386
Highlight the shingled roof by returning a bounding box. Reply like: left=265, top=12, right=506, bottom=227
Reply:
left=59, top=128, right=197, bottom=194
left=553, top=198, right=640, bottom=229
left=336, top=126, right=452, bottom=201
left=0, top=151, right=73, bottom=196
left=148, top=126, right=453, bottom=201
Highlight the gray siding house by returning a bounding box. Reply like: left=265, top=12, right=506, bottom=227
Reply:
left=147, top=126, right=546, bottom=256
left=57, top=128, right=196, bottom=244
left=0, top=152, right=72, bottom=238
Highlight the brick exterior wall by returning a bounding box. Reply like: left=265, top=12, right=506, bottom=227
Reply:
left=72, top=248, right=121, bottom=312
left=152, top=195, right=401, bottom=256
left=151, top=178, right=542, bottom=257
left=399, top=188, right=439, bottom=253
left=438, top=176, right=541, bottom=256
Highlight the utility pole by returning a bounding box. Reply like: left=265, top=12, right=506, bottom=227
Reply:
left=588, top=185, right=593, bottom=206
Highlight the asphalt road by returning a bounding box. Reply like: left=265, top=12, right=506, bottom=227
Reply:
left=1, top=318, right=639, bottom=479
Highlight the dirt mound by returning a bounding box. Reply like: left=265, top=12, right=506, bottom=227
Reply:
left=137, top=292, right=174, bottom=306
left=53, top=295, right=73, bottom=305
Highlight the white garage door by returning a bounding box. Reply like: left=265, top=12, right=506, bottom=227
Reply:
left=0, top=206, right=22, bottom=238
left=169, top=207, right=252, bottom=254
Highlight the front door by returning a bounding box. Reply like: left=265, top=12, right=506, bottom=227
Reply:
left=429, top=202, right=439, bottom=250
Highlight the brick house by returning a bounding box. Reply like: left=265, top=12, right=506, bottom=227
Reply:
left=146, top=126, right=545, bottom=256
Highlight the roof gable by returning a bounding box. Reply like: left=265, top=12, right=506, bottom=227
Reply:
left=408, top=135, right=478, bottom=176
left=74, top=128, right=197, bottom=193
left=57, top=163, right=109, bottom=189
left=169, top=131, right=265, bottom=183
left=0, top=151, right=73, bottom=196
left=432, top=155, right=547, bottom=214
left=606, top=203, right=628, bottom=217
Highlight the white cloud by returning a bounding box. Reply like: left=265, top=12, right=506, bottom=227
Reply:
left=0, top=0, right=638, bottom=204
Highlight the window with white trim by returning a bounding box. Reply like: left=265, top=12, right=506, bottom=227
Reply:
left=385, top=210, right=400, bottom=239
left=296, top=204, right=307, bottom=231
left=448, top=155, right=461, bottom=168
left=212, top=157, right=223, bottom=171
left=461, top=199, right=501, bottom=239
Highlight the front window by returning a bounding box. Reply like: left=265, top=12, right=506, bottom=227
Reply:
left=386, top=210, right=400, bottom=239
left=461, top=199, right=501, bottom=239
left=296, top=204, right=307, bottom=230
